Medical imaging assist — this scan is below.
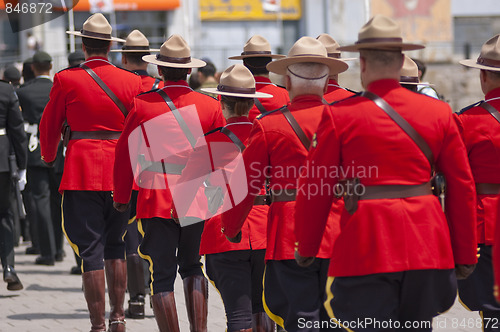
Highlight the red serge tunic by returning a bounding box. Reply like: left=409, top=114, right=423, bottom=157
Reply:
left=39, top=57, right=143, bottom=192
left=113, top=81, right=224, bottom=219
left=221, top=95, right=339, bottom=261
left=248, top=76, right=290, bottom=122
left=176, top=117, right=268, bottom=254
left=323, top=79, right=355, bottom=104
left=295, top=79, right=477, bottom=277
left=455, top=88, right=500, bottom=246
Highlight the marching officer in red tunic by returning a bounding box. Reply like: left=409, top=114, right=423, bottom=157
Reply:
left=39, top=13, right=142, bottom=332
left=175, top=64, right=275, bottom=332
left=110, top=28, right=164, bottom=320
left=221, top=37, right=348, bottom=332
left=112, top=34, right=224, bottom=332
left=456, top=35, right=500, bottom=331
left=294, top=15, right=477, bottom=331
left=316, top=33, right=356, bottom=103
left=229, top=35, right=289, bottom=121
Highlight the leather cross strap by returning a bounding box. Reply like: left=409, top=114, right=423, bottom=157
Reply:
left=361, top=91, right=434, bottom=172
left=476, top=183, right=500, bottom=195
left=220, top=126, right=246, bottom=152
left=80, top=64, right=128, bottom=117
left=480, top=101, right=500, bottom=125
left=359, top=182, right=432, bottom=200
left=280, top=106, right=311, bottom=150
left=152, top=78, right=161, bottom=90
left=70, top=131, right=121, bottom=140
left=254, top=98, right=267, bottom=114
left=157, top=89, right=197, bottom=148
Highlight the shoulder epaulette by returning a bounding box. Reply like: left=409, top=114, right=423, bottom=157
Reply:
left=57, top=64, right=81, bottom=73
left=456, top=100, right=483, bottom=115
left=204, top=127, right=223, bottom=136
left=345, top=87, right=359, bottom=94
left=256, top=106, right=285, bottom=120
left=137, top=89, right=159, bottom=97
left=328, top=91, right=362, bottom=106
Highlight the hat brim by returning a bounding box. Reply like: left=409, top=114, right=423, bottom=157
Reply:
left=142, top=55, right=206, bottom=68
left=337, top=42, right=424, bottom=52
left=66, top=30, right=125, bottom=43
left=109, top=49, right=160, bottom=53
left=399, top=81, right=433, bottom=86
left=228, top=54, right=285, bottom=60
left=201, top=88, right=273, bottom=99
left=266, top=56, right=349, bottom=76
left=459, top=59, right=500, bottom=72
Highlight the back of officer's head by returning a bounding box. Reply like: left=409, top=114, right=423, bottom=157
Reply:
left=159, top=66, right=190, bottom=82
left=82, top=37, right=111, bottom=56
left=286, top=62, right=329, bottom=96
left=32, top=51, right=52, bottom=74
left=243, top=57, right=272, bottom=76
left=198, top=62, right=216, bottom=78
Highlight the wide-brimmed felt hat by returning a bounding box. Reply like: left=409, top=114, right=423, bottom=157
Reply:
left=460, top=34, right=500, bottom=72
left=338, top=15, right=424, bottom=52
left=142, top=34, right=205, bottom=68
left=201, top=64, right=272, bottom=99
left=228, top=35, right=285, bottom=60
left=266, top=36, right=349, bottom=76
left=316, top=34, right=356, bottom=61
left=110, top=30, right=159, bottom=53
left=399, top=55, right=431, bottom=86
left=67, top=13, right=125, bottom=42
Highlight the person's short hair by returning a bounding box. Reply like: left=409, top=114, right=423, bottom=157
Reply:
left=220, top=95, right=254, bottom=117
left=243, top=57, right=272, bottom=75
left=198, top=62, right=216, bottom=78
left=82, top=37, right=110, bottom=55
left=287, top=62, right=329, bottom=91
left=22, top=58, right=35, bottom=82
left=3, top=66, right=21, bottom=83
left=32, top=62, right=51, bottom=72
left=189, top=73, right=201, bottom=90
left=159, top=66, right=190, bottom=82
left=401, top=83, right=418, bottom=92
left=412, top=58, right=426, bottom=78
left=123, top=52, right=149, bottom=66
left=360, top=49, right=403, bottom=72
left=68, top=50, right=85, bottom=67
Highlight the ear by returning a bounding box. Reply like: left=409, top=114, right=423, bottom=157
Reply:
left=323, top=79, right=328, bottom=94
left=480, top=69, right=487, bottom=84
left=121, top=55, right=127, bottom=65
left=285, top=75, right=291, bottom=91
left=188, top=68, right=192, bottom=75
left=157, top=65, right=162, bottom=77
left=359, top=56, right=367, bottom=74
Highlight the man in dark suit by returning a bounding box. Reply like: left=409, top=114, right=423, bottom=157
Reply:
left=0, top=76, right=27, bottom=291
left=17, top=51, right=65, bottom=266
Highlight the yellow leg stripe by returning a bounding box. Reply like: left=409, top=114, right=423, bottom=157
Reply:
left=137, top=219, right=155, bottom=295
left=203, top=254, right=228, bottom=330
left=261, top=266, right=285, bottom=329
left=457, top=290, right=473, bottom=312
left=128, top=215, right=136, bottom=225
left=61, top=193, right=81, bottom=262
left=324, top=276, right=354, bottom=332
left=480, top=311, right=485, bottom=332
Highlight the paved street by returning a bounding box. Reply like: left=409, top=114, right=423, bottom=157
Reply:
left=0, top=240, right=486, bottom=331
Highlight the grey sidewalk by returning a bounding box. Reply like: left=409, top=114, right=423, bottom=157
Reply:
left=0, top=240, right=485, bottom=331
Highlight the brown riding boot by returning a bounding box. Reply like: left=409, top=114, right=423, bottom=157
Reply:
left=105, top=259, right=127, bottom=332
left=151, top=291, right=180, bottom=332
left=183, top=275, right=208, bottom=332
left=82, top=269, right=106, bottom=332
left=252, top=312, right=275, bottom=332
left=125, top=254, right=145, bottom=319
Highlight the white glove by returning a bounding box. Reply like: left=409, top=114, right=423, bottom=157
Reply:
left=18, top=169, right=27, bottom=191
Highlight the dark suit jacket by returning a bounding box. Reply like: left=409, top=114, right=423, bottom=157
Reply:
left=0, top=80, right=27, bottom=172
left=17, top=76, right=53, bottom=168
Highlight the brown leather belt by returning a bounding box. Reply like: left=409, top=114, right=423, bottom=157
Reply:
left=476, top=183, right=500, bottom=195
left=359, top=182, right=432, bottom=200
left=70, top=131, right=121, bottom=140
left=142, top=161, right=186, bottom=175
left=271, top=189, right=297, bottom=203
left=254, top=195, right=270, bottom=206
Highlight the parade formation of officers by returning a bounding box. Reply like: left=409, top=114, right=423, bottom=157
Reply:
left=1, top=9, right=500, bottom=332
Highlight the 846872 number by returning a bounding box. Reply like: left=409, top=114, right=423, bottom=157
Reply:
left=6, top=2, right=53, bottom=14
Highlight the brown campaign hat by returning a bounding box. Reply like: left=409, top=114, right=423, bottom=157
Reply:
left=399, top=55, right=429, bottom=86
left=266, top=36, right=349, bottom=76
left=316, top=33, right=356, bottom=61
left=460, top=34, right=500, bottom=72
left=66, top=13, right=125, bottom=42
left=142, top=34, right=206, bottom=68
left=338, top=15, right=424, bottom=52
left=228, top=35, right=285, bottom=60
left=110, top=30, right=159, bottom=53
left=202, top=64, right=273, bottom=99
